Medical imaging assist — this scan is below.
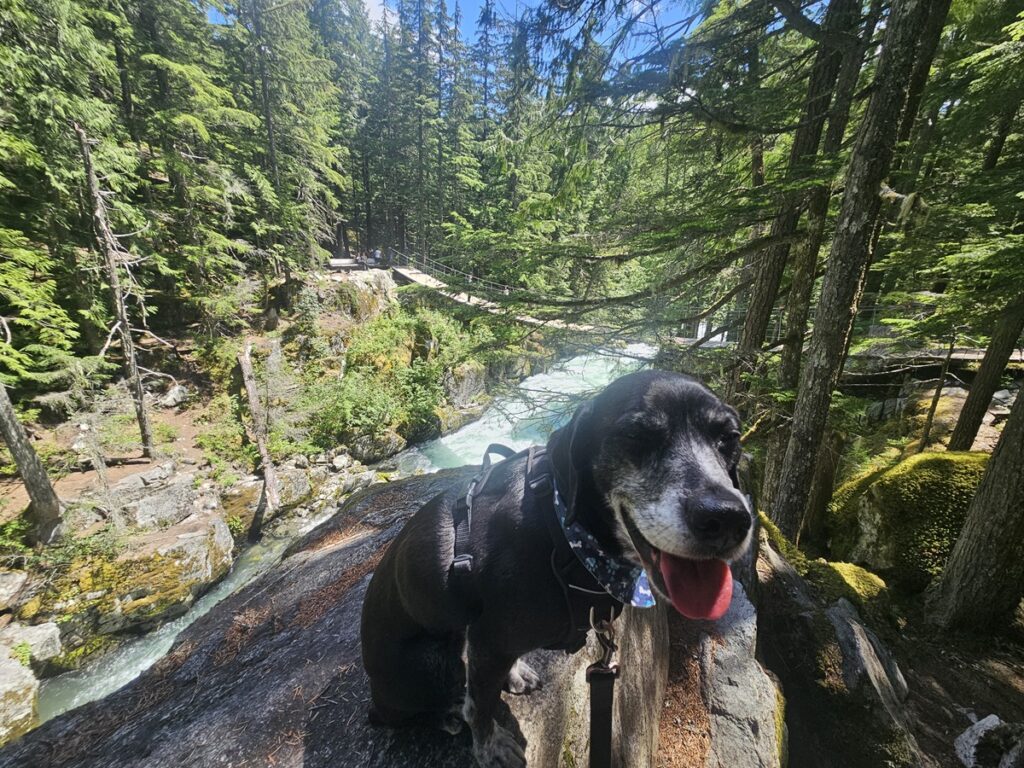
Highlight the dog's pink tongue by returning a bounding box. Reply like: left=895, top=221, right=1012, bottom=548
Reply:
left=657, top=555, right=733, bottom=620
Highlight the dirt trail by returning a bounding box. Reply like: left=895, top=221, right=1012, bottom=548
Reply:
left=0, top=406, right=207, bottom=524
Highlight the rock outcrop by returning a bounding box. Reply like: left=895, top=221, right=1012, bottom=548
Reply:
left=0, top=469, right=670, bottom=768
left=955, top=714, right=1024, bottom=768
left=757, top=531, right=924, bottom=767
left=16, top=506, right=233, bottom=669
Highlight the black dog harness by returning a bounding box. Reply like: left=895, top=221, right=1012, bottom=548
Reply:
left=449, top=444, right=625, bottom=768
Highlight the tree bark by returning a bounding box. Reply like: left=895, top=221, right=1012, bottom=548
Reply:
left=926, top=386, right=1024, bottom=630
left=947, top=298, right=1024, bottom=451
left=771, top=0, right=945, bottom=540
left=732, top=0, right=861, bottom=395
left=761, top=0, right=881, bottom=509
left=981, top=96, right=1021, bottom=171
left=0, top=384, right=61, bottom=543
left=918, top=332, right=956, bottom=452
left=238, top=341, right=279, bottom=540
left=75, top=123, right=155, bottom=459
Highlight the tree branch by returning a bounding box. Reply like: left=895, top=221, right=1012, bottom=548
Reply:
left=772, top=0, right=859, bottom=50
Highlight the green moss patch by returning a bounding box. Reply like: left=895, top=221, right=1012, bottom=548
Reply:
left=761, top=514, right=890, bottom=619
left=827, top=452, right=988, bottom=588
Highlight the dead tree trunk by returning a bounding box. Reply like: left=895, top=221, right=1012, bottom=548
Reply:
left=918, top=332, right=957, bottom=452
left=75, top=123, right=155, bottom=459
left=0, top=384, right=61, bottom=544
left=947, top=298, right=1024, bottom=451
left=927, top=387, right=1024, bottom=630
left=238, top=341, right=279, bottom=540
left=771, top=0, right=946, bottom=540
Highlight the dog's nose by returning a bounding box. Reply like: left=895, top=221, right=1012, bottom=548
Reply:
left=686, top=493, right=751, bottom=550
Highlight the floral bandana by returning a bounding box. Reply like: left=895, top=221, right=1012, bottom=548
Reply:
left=552, top=482, right=656, bottom=608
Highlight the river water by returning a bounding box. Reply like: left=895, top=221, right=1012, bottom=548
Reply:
left=36, top=345, right=653, bottom=723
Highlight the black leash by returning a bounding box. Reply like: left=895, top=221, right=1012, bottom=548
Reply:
left=587, top=607, right=620, bottom=768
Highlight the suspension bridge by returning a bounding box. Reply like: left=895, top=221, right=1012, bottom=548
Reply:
left=326, top=253, right=1021, bottom=363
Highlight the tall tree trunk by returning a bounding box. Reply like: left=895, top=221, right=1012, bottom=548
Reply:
left=771, top=0, right=945, bottom=540
left=918, top=332, right=957, bottom=452
left=947, top=298, right=1024, bottom=451
left=739, top=38, right=767, bottom=309
left=761, top=1, right=881, bottom=510
left=981, top=96, right=1021, bottom=171
left=113, top=36, right=139, bottom=145
left=362, top=151, right=373, bottom=249
left=731, top=0, right=861, bottom=397
left=238, top=341, right=279, bottom=540
left=0, top=384, right=61, bottom=544
left=75, top=123, right=155, bottom=459
left=926, top=388, right=1024, bottom=630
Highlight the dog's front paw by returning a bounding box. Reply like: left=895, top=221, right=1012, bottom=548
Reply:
left=505, top=659, right=543, bottom=695
left=473, top=724, right=526, bottom=768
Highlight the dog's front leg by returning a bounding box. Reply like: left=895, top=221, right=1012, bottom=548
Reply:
left=464, top=635, right=526, bottom=768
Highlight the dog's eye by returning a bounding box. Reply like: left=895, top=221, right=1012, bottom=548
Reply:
left=718, top=430, right=741, bottom=454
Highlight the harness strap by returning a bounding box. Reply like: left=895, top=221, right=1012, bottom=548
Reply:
left=450, top=444, right=519, bottom=606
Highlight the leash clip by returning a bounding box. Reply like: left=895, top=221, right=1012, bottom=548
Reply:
left=589, top=607, right=619, bottom=670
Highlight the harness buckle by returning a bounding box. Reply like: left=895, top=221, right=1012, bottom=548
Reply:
left=450, top=553, right=474, bottom=575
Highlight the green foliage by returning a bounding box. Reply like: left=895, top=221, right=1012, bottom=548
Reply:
left=195, top=392, right=256, bottom=480
left=0, top=515, right=32, bottom=559
left=225, top=515, right=246, bottom=540
left=10, top=641, right=31, bottom=667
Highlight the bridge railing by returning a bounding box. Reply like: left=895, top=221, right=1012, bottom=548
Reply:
left=392, top=249, right=516, bottom=297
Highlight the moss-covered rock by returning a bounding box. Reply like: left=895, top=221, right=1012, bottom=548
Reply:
left=18, top=513, right=233, bottom=671
left=827, top=452, right=989, bottom=588
left=0, top=653, right=37, bottom=746
left=760, top=514, right=890, bottom=620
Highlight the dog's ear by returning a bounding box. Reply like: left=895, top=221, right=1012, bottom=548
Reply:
left=548, top=400, right=594, bottom=523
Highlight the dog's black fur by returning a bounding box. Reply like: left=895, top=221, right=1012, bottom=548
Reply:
left=360, top=369, right=752, bottom=767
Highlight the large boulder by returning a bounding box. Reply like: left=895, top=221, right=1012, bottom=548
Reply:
left=703, top=584, right=785, bottom=768
left=341, top=270, right=399, bottom=321
left=0, top=573, right=26, bottom=613
left=444, top=361, right=487, bottom=409
left=16, top=511, right=233, bottom=669
left=827, top=452, right=989, bottom=588
left=0, top=654, right=37, bottom=746
left=0, top=624, right=61, bottom=667
left=955, top=715, right=1024, bottom=768
left=350, top=429, right=407, bottom=464
left=0, top=469, right=670, bottom=768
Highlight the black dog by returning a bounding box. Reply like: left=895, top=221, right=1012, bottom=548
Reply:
left=360, top=369, right=752, bottom=767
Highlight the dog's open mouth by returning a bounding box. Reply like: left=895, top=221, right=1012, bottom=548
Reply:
left=621, top=513, right=733, bottom=621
